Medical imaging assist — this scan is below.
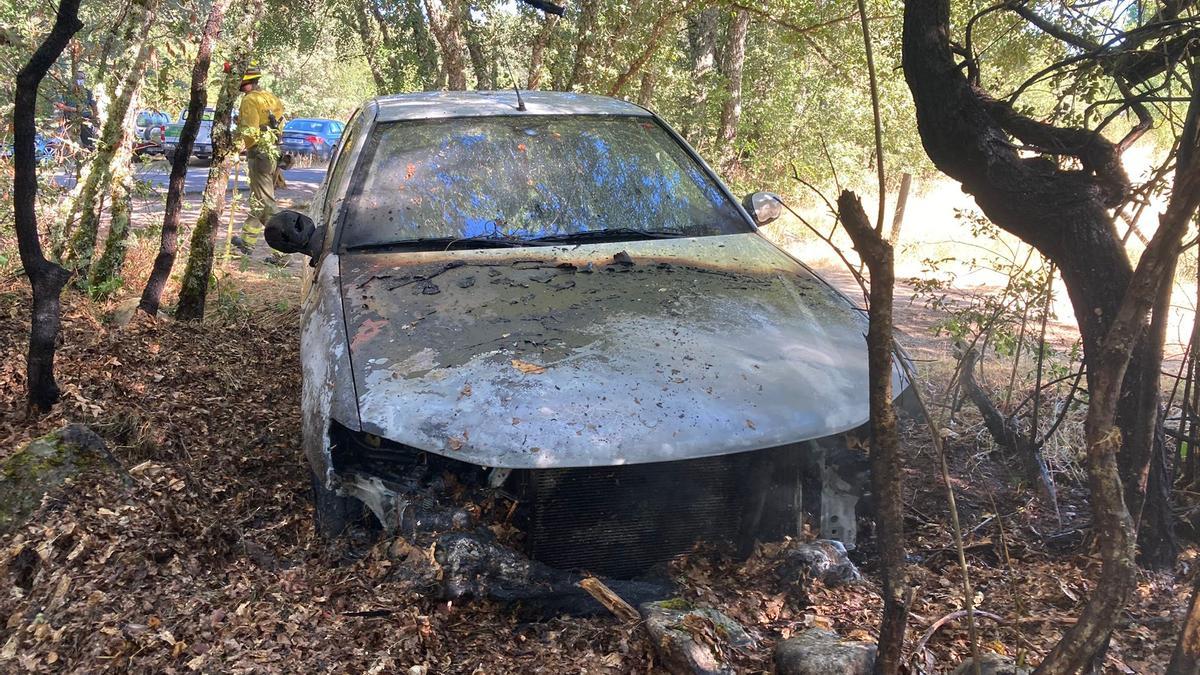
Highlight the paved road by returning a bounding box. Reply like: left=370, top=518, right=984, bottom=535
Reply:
left=58, top=160, right=327, bottom=195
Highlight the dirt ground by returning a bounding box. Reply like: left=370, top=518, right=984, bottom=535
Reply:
left=0, top=175, right=1193, bottom=673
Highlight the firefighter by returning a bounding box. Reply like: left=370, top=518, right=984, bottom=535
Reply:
left=230, top=63, right=284, bottom=257
left=54, top=72, right=97, bottom=155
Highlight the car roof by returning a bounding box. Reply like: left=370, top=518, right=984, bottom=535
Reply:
left=287, top=117, right=339, bottom=124
left=371, top=90, right=652, bottom=122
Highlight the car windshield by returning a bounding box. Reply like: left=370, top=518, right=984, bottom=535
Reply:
left=338, top=115, right=750, bottom=250
left=286, top=120, right=327, bottom=133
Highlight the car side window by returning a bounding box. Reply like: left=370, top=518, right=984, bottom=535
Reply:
left=321, top=110, right=363, bottom=225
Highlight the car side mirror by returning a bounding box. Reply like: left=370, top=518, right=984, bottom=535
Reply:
left=742, top=191, right=784, bottom=226
left=265, top=209, right=323, bottom=258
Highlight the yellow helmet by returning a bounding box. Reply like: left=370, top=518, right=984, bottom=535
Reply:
left=241, top=62, right=262, bottom=85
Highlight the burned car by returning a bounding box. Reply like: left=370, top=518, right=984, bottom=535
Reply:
left=266, top=91, right=908, bottom=580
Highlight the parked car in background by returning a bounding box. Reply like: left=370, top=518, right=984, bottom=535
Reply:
left=133, top=109, right=171, bottom=158
left=265, top=91, right=912, bottom=580
left=280, top=118, right=344, bottom=162
left=161, top=107, right=223, bottom=164
left=1, top=132, right=61, bottom=165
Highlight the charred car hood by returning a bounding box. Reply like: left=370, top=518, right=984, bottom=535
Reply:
left=340, top=233, right=905, bottom=468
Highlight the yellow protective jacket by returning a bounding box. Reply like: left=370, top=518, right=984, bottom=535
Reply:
left=237, top=89, right=284, bottom=151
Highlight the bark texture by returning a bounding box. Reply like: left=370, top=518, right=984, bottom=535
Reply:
left=717, top=8, right=749, bottom=168
left=425, top=0, right=469, bottom=90
left=465, top=18, right=493, bottom=89
left=837, top=191, right=908, bottom=675
left=526, top=13, right=559, bottom=89
left=682, top=7, right=720, bottom=142
left=1169, top=570, right=1200, bottom=674
left=13, top=0, right=83, bottom=410
left=564, top=0, right=600, bottom=90
left=175, top=0, right=265, bottom=321
left=139, top=0, right=230, bottom=316
left=65, top=1, right=159, bottom=281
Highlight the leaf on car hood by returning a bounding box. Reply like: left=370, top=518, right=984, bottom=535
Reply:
left=510, top=359, right=547, bottom=374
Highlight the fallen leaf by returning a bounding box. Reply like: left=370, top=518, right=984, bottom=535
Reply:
left=511, top=359, right=546, bottom=374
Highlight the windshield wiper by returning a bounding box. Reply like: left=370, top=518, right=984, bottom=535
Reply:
left=530, top=227, right=688, bottom=244
left=345, top=235, right=532, bottom=252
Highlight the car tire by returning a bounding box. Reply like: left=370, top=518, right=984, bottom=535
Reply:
left=310, top=470, right=365, bottom=539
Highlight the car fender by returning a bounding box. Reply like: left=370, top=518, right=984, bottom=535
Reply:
left=300, top=253, right=360, bottom=487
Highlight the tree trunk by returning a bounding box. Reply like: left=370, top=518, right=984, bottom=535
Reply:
left=138, top=0, right=230, bottom=316
left=902, top=0, right=1179, bottom=571
left=465, top=18, right=493, bottom=89
left=887, top=173, right=911, bottom=245
left=1169, top=571, right=1200, bottom=674
left=607, top=7, right=679, bottom=98
left=636, top=71, right=655, bottom=107
left=682, top=8, right=720, bottom=142
left=717, top=9, right=749, bottom=164
left=526, top=13, right=559, bottom=89
left=65, top=0, right=159, bottom=282
left=837, top=191, right=909, bottom=675
left=424, top=0, right=469, bottom=90
left=903, top=2, right=1200, bottom=667
left=88, top=93, right=140, bottom=294
left=13, top=0, right=83, bottom=411
left=564, top=0, right=600, bottom=91
left=175, top=0, right=265, bottom=321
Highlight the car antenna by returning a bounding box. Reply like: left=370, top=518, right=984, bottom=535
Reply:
left=501, top=54, right=526, bottom=112
left=512, top=81, right=526, bottom=112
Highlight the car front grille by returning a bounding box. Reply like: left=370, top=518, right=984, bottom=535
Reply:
left=512, top=446, right=807, bottom=579
left=332, top=424, right=808, bottom=579
left=514, top=456, right=742, bottom=578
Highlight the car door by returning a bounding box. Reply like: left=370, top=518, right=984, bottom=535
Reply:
left=301, top=109, right=368, bottom=304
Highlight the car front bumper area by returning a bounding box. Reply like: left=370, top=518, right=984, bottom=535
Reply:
left=326, top=423, right=868, bottom=580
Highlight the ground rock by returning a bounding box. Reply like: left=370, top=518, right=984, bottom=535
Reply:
left=639, top=600, right=754, bottom=675
left=780, top=539, right=862, bottom=585
left=951, top=654, right=1032, bottom=675
left=0, top=424, right=108, bottom=535
left=774, top=628, right=876, bottom=675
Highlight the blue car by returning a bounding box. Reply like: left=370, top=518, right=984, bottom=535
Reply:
left=281, top=118, right=344, bottom=162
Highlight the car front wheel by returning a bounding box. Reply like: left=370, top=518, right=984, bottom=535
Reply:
left=310, top=471, right=365, bottom=539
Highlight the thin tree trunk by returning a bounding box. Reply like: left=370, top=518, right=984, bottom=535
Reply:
left=65, top=0, right=159, bottom=281
left=565, top=0, right=600, bottom=90
left=465, top=18, right=493, bottom=89
left=636, top=71, right=655, bottom=107
left=526, top=13, right=559, bottom=89
left=406, top=0, right=442, bottom=90
left=175, top=0, right=265, bottom=321
left=837, top=191, right=909, bottom=675
left=888, top=173, right=911, bottom=245
left=717, top=9, right=749, bottom=163
left=1169, top=571, right=1200, bottom=674
left=607, top=6, right=680, bottom=98
left=139, top=0, right=230, bottom=316
left=13, top=0, right=83, bottom=411
left=682, top=8, right=720, bottom=142
left=424, top=0, right=469, bottom=90
left=89, top=89, right=141, bottom=293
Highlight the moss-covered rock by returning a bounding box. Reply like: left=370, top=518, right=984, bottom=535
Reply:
left=0, top=425, right=107, bottom=534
